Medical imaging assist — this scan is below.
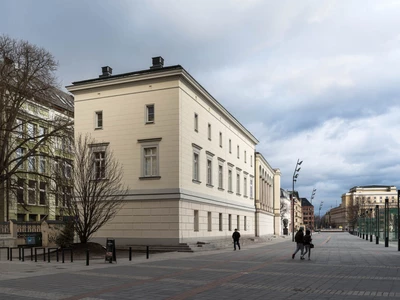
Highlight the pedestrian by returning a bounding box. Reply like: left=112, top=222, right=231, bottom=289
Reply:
left=301, top=229, right=312, bottom=260
left=292, top=227, right=304, bottom=259
left=232, top=228, right=241, bottom=250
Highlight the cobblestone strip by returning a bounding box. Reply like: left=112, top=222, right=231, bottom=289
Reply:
left=0, top=286, right=70, bottom=299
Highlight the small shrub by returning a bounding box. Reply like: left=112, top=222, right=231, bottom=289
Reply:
left=56, top=221, right=74, bottom=248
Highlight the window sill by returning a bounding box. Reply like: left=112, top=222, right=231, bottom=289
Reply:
left=244, top=196, right=248, bottom=199
left=192, top=179, right=201, bottom=184
left=236, top=193, right=241, bottom=196
left=218, top=187, right=224, bottom=191
left=139, top=176, right=161, bottom=180
left=94, top=127, right=103, bottom=130
left=145, top=121, right=154, bottom=125
left=206, top=184, right=214, bottom=188
left=228, top=191, right=233, bottom=194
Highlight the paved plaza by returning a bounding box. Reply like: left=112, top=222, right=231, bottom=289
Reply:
left=1, top=232, right=400, bottom=299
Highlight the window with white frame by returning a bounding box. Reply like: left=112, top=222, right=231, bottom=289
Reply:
left=243, top=174, right=248, bottom=197
left=194, top=113, right=198, bottom=132
left=138, top=138, right=161, bottom=178
left=218, top=159, right=224, bottom=190
left=39, top=182, right=46, bottom=205
left=219, top=132, right=222, bottom=147
left=28, top=180, right=36, bottom=204
left=38, top=126, right=46, bottom=141
left=250, top=155, right=253, bottom=167
left=228, top=164, right=233, bottom=192
left=192, top=143, right=202, bottom=182
left=206, top=151, right=214, bottom=187
left=90, top=142, right=109, bottom=180
left=146, top=104, right=155, bottom=123
left=237, top=145, right=240, bottom=159
left=229, top=139, right=232, bottom=153
left=244, top=150, right=247, bottom=163
left=95, top=111, right=103, bottom=129
left=208, top=123, right=211, bottom=140
left=64, top=160, right=72, bottom=178
left=17, top=178, right=24, bottom=203
left=27, top=123, right=36, bottom=139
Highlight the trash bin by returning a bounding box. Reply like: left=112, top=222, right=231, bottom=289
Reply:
left=105, top=238, right=116, bottom=263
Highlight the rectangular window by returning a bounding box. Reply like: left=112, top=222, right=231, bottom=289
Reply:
left=236, top=173, right=240, bottom=194
left=237, top=215, right=240, bottom=230
left=146, top=104, right=155, bottom=123
left=208, top=212, right=212, bottom=231
left=28, top=180, right=36, bottom=204
left=229, top=139, right=232, bottom=153
left=16, top=148, right=24, bottom=169
left=208, top=123, right=211, bottom=140
left=27, top=123, right=36, bottom=139
left=250, top=155, right=253, bottom=167
left=218, top=165, right=223, bottom=189
left=228, top=169, right=232, bottom=192
left=244, top=150, right=247, bottom=163
left=207, top=159, right=212, bottom=186
left=17, top=178, right=24, bottom=203
left=39, top=182, right=46, bottom=205
left=244, top=176, right=247, bottom=197
left=244, top=216, right=247, bottom=231
left=193, top=153, right=199, bottom=181
left=38, top=126, right=46, bottom=141
left=144, top=147, right=158, bottom=176
left=219, top=213, right=223, bottom=231
left=95, top=111, right=103, bottom=129
left=194, top=210, right=199, bottom=231
left=64, top=160, right=72, bottom=178
left=228, top=214, right=232, bottom=231
left=39, top=154, right=46, bottom=173
left=16, top=119, right=23, bottom=138
left=28, top=155, right=36, bottom=171
left=219, top=132, right=222, bottom=147
left=94, top=151, right=106, bottom=179
left=63, top=186, right=72, bottom=207
left=237, top=145, right=240, bottom=159
left=194, top=113, right=198, bottom=132
left=250, top=177, right=253, bottom=199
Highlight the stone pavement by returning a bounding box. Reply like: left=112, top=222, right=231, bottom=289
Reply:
left=1, top=232, right=400, bottom=299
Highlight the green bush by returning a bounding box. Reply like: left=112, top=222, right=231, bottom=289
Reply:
left=56, top=221, right=74, bottom=248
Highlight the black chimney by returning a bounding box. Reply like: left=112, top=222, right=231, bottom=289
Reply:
left=150, top=56, right=164, bottom=69
left=99, top=66, right=112, bottom=78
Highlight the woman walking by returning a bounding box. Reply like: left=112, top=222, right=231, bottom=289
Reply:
left=301, top=229, right=312, bottom=260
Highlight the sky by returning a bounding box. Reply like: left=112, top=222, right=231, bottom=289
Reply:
left=3, top=0, right=400, bottom=215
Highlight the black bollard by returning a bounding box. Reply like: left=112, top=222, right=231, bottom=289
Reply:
left=21, top=248, right=24, bottom=262
left=86, top=249, right=89, bottom=266
left=146, top=246, right=149, bottom=259
left=34, top=248, right=37, bottom=262
left=129, top=247, right=132, bottom=261
left=48, top=249, right=51, bottom=263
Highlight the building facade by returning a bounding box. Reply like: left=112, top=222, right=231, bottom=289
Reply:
left=67, top=57, right=280, bottom=246
left=301, top=198, right=314, bottom=231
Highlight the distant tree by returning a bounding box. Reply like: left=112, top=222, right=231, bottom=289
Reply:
left=0, top=35, right=73, bottom=219
left=346, top=201, right=360, bottom=233
left=56, top=134, right=128, bottom=244
left=55, top=219, right=75, bottom=248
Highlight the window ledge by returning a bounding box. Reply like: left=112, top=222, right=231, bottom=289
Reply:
left=206, top=184, right=214, bottom=188
left=94, top=127, right=103, bottom=130
left=192, top=179, right=201, bottom=184
left=218, top=187, right=224, bottom=191
left=145, top=121, right=154, bottom=125
left=236, top=193, right=241, bottom=196
left=228, top=191, right=233, bottom=194
left=139, top=176, right=161, bottom=180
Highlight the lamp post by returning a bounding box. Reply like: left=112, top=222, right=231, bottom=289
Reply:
left=369, top=208, right=373, bottom=242
left=318, top=201, right=324, bottom=229
left=292, top=159, right=303, bottom=242
left=310, top=188, right=316, bottom=231
left=385, top=197, right=389, bottom=247
left=376, top=205, right=379, bottom=244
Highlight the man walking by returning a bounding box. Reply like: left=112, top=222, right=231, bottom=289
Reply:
left=232, top=228, right=241, bottom=250
left=292, top=227, right=304, bottom=259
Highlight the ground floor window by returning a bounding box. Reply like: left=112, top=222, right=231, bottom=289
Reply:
left=194, top=210, right=199, bottom=231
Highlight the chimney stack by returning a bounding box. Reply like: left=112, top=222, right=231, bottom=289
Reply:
left=150, top=56, right=164, bottom=69
left=99, top=66, right=112, bottom=78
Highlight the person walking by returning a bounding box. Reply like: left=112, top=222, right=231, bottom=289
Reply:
left=232, top=228, right=241, bottom=250
left=292, top=227, right=304, bottom=259
left=301, top=229, right=312, bottom=260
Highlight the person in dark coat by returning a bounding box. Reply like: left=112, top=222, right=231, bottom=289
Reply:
left=301, top=229, right=312, bottom=260
left=292, top=227, right=304, bottom=259
left=232, top=228, right=241, bottom=250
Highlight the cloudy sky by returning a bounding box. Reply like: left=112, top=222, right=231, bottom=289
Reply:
left=3, top=0, right=400, bottom=214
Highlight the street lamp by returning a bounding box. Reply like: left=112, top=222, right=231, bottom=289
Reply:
left=319, top=201, right=324, bottom=229
left=310, top=188, right=317, bottom=231
left=292, top=159, right=303, bottom=242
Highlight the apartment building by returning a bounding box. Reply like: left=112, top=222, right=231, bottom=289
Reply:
left=301, top=198, right=314, bottom=231
left=67, top=57, right=266, bottom=246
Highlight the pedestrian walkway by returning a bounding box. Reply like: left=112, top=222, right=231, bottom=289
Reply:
left=1, top=232, right=400, bottom=299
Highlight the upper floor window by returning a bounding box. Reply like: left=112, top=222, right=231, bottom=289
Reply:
left=95, top=111, right=103, bottom=129
left=192, top=143, right=202, bottom=182
left=207, top=159, right=212, bottom=186
left=16, top=119, right=23, bottom=138
left=229, top=139, right=232, bottom=153
left=94, top=151, right=106, bottom=179
left=236, top=173, right=240, bottom=194
left=208, top=123, right=211, bottom=140
left=38, top=126, right=47, bottom=141
left=219, top=132, right=223, bottom=147
left=244, top=151, right=247, bottom=163
left=27, top=123, right=36, bottom=139
left=218, top=164, right=223, bottom=189
left=237, top=145, right=240, bottom=159
left=194, top=113, right=198, bottom=132
left=146, top=104, right=155, bottom=123
left=250, top=155, right=253, bottom=167
left=228, top=168, right=233, bottom=192
left=16, top=148, right=25, bottom=169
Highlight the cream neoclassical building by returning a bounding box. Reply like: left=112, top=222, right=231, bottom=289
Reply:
left=66, top=57, right=281, bottom=246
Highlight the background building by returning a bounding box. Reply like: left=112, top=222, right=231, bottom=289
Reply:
left=301, top=198, right=314, bottom=231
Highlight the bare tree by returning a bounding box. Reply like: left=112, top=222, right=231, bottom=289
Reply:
left=346, top=202, right=360, bottom=233
left=58, top=134, right=128, bottom=244
left=0, top=35, right=73, bottom=220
